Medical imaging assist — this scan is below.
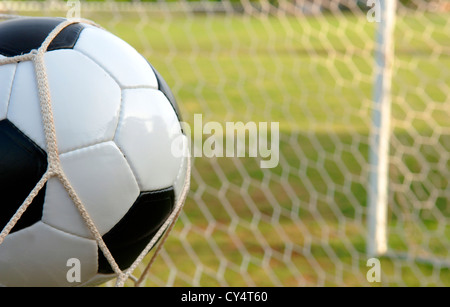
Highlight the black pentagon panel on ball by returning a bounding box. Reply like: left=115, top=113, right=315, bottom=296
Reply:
left=148, top=63, right=183, bottom=122
left=0, top=17, right=85, bottom=57
left=0, top=119, right=48, bottom=233
left=97, top=187, right=175, bottom=274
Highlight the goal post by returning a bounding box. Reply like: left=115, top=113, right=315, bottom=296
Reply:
left=367, top=0, right=397, bottom=258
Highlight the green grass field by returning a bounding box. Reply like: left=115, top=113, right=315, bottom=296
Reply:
left=18, top=6, right=450, bottom=286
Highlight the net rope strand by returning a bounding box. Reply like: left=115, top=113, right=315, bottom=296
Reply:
left=33, top=19, right=124, bottom=278
left=0, top=16, right=190, bottom=287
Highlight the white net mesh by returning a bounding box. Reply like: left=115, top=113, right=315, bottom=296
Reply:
left=0, top=0, right=449, bottom=286
left=387, top=2, right=450, bottom=271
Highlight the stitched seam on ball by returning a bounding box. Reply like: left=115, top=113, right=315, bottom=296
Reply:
left=4, top=62, right=18, bottom=118
left=112, top=89, right=124, bottom=142
left=58, top=139, right=112, bottom=156
left=41, top=220, right=95, bottom=240
left=72, top=48, right=158, bottom=91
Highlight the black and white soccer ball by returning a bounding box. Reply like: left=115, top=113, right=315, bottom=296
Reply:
left=0, top=17, right=189, bottom=286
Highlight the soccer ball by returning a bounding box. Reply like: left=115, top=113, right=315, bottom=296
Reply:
left=0, top=17, right=189, bottom=286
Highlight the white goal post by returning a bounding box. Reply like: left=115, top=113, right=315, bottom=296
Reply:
left=367, top=0, right=397, bottom=258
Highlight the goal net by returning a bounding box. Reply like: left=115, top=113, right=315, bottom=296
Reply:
left=0, top=0, right=449, bottom=286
